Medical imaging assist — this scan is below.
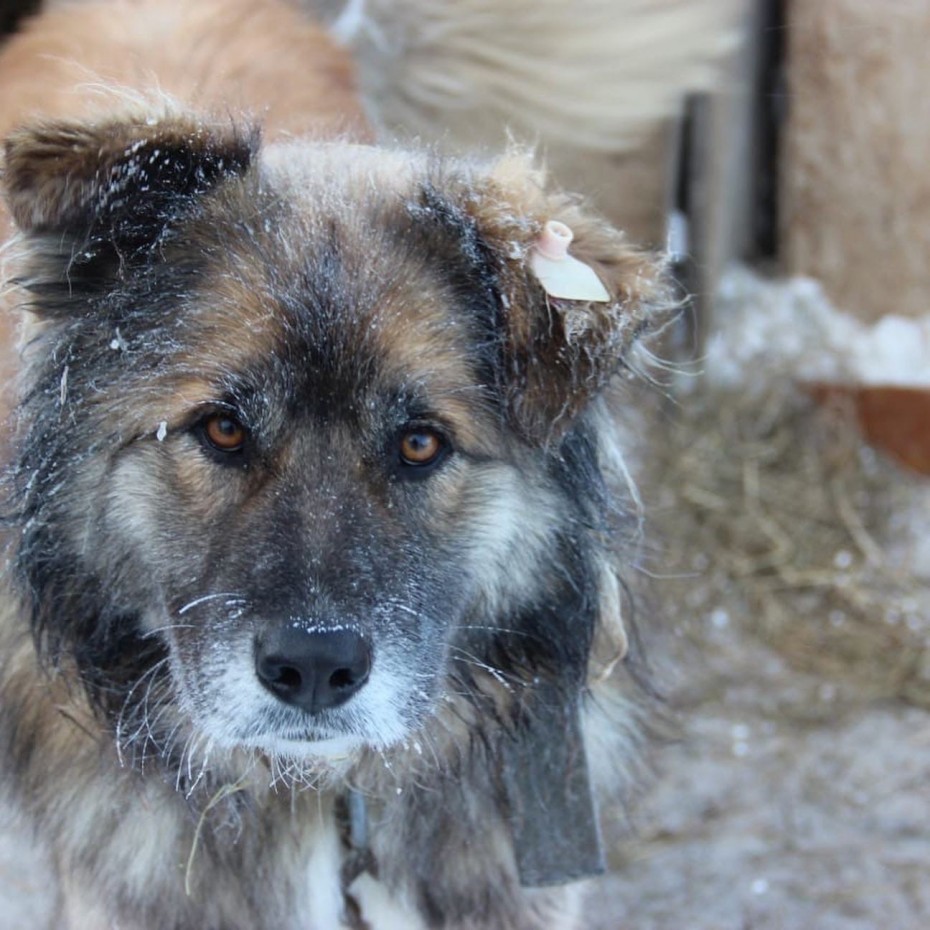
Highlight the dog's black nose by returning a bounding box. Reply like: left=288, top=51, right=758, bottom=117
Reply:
left=255, top=627, right=371, bottom=714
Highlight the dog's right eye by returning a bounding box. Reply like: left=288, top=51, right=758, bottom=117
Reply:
left=197, top=412, right=247, bottom=456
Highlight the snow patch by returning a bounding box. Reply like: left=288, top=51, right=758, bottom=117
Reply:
left=709, top=267, right=930, bottom=390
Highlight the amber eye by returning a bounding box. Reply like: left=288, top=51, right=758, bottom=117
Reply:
left=398, top=428, right=445, bottom=467
left=202, top=413, right=247, bottom=453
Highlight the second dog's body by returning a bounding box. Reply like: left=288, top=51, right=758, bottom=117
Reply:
left=0, top=2, right=665, bottom=927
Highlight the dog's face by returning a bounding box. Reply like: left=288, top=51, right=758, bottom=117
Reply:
left=4, top=116, right=663, bottom=761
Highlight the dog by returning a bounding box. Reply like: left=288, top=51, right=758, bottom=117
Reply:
left=0, top=1, right=669, bottom=927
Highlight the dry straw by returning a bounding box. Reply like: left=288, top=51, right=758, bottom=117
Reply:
left=647, top=382, right=929, bottom=710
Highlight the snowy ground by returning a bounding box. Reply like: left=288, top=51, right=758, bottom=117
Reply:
left=590, top=615, right=930, bottom=929
left=1, top=269, right=929, bottom=929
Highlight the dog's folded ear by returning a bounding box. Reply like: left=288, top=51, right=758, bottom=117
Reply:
left=3, top=114, right=259, bottom=302
left=461, top=154, right=670, bottom=442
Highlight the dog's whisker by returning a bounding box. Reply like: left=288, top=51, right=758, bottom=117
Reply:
left=141, top=622, right=197, bottom=639
left=115, top=656, right=171, bottom=762
left=447, top=646, right=516, bottom=690
left=185, top=738, right=214, bottom=799
left=455, top=624, right=537, bottom=638
left=177, top=593, right=247, bottom=616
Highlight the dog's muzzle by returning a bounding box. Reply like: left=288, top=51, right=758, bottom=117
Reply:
left=254, top=627, right=371, bottom=714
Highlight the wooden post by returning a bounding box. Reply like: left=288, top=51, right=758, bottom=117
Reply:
left=782, top=0, right=930, bottom=323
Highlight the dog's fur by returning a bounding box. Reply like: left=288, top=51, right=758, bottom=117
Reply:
left=0, top=1, right=668, bottom=927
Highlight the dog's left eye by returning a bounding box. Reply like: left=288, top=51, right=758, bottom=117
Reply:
left=397, top=427, right=447, bottom=470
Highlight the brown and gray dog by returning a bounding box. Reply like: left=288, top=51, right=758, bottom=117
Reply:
left=0, top=1, right=669, bottom=927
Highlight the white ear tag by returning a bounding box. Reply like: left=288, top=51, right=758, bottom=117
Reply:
left=529, top=220, right=610, bottom=303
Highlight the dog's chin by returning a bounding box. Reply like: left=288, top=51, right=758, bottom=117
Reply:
left=193, top=705, right=417, bottom=763
left=238, top=733, right=366, bottom=763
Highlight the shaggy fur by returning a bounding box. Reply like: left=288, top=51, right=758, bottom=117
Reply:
left=0, top=1, right=668, bottom=927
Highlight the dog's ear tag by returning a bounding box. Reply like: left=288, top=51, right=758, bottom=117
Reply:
left=500, top=683, right=606, bottom=887
left=529, top=221, right=611, bottom=303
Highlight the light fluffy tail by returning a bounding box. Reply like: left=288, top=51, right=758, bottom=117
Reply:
left=331, top=0, right=744, bottom=152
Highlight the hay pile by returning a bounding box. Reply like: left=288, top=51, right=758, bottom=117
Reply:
left=645, top=379, right=929, bottom=712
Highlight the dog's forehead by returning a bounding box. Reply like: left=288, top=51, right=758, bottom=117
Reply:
left=215, top=144, right=478, bottom=346
left=257, top=141, right=426, bottom=196
left=170, top=142, right=497, bottom=431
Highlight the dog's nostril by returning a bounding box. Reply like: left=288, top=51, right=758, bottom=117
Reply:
left=255, top=628, right=371, bottom=715
left=272, top=664, right=303, bottom=691
left=329, top=667, right=357, bottom=690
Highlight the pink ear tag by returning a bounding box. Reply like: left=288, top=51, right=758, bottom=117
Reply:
left=529, top=220, right=610, bottom=303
